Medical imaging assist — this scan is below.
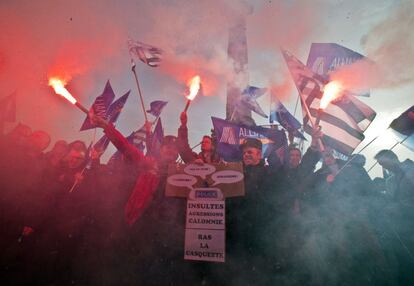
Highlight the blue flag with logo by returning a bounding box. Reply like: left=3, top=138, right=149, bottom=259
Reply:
left=211, top=117, right=287, bottom=161
left=146, top=100, right=168, bottom=117
left=270, top=96, right=305, bottom=140
left=107, top=91, right=130, bottom=123
left=306, top=43, right=369, bottom=96
left=80, top=81, right=116, bottom=131
left=148, top=118, right=164, bottom=157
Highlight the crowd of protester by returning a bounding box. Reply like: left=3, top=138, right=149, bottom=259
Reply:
left=1, top=113, right=413, bottom=285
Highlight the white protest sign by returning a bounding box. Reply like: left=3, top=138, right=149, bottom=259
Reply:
left=184, top=229, right=225, bottom=262
left=184, top=188, right=225, bottom=263
left=211, top=170, right=244, bottom=186
left=167, top=174, right=197, bottom=189
left=184, top=164, right=216, bottom=179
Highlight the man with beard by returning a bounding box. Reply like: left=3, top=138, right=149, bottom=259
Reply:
left=225, top=138, right=275, bottom=285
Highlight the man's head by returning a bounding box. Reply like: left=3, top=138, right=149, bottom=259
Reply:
left=288, top=146, right=302, bottom=168
left=28, top=130, right=51, bottom=154
left=201, top=136, right=213, bottom=153
left=240, top=138, right=262, bottom=166
left=50, top=140, right=69, bottom=159
left=65, top=141, right=87, bottom=169
left=375, top=149, right=399, bottom=172
left=160, top=135, right=178, bottom=164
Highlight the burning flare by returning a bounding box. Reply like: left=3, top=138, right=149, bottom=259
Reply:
left=48, top=77, right=77, bottom=104
left=186, top=75, right=201, bottom=100
left=320, top=81, right=342, bottom=109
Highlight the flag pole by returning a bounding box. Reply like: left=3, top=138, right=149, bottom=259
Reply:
left=297, top=91, right=325, bottom=152
left=335, top=130, right=386, bottom=176
left=131, top=59, right=149, bottom=124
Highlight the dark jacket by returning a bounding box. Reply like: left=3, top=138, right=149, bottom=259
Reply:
left=177, top=125, right=220, bottom=163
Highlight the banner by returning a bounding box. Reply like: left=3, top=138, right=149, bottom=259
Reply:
left=212, top=117, right=287, bottom=161
left=166, top=162, right=244, bottom=198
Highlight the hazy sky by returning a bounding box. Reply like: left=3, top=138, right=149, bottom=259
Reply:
left=0, top=0, right=413, bottom=177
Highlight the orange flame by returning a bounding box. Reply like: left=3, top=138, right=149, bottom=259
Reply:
left=48, top=77, right=77, bottom=104
left=186, top=75, right=201, bottom=100
left=320, top=81, right=342, bottom=109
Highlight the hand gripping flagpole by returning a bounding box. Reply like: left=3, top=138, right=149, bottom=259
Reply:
left=297, top=91, right=326, bottom=153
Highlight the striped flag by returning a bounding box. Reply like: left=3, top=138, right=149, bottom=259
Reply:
left=127, top=39, right=163, bottom=67
left=282, top=50, right=376, bottom=156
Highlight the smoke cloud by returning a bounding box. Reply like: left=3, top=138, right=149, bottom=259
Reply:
left=331, top=1, right=414, bottom=91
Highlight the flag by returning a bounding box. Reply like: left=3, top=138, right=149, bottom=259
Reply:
left=306, top=43, right=369, bottom=97
left=389, top=106, right=414, bottom=151
left=146, top=100, right=168, bottom=117
left=282, top=50, right=376, bottom=156
left=80, top=81, right=116, bottom=131
left=269, top=95, right=305, bottom=140
left=127, top=39, right=163, bottom=67
left=107, top=91, right=130, bottom=123
left=211, top=117, right=287, bottom=161
left=239, top=86, right=268, bottom=119
left=0, top=92, right=16, bottom=122
left=124, top=171, right=160, bottom=226
left=93, top=134, right=111, bottom=153
left=149, top=118, right=164, bottom=157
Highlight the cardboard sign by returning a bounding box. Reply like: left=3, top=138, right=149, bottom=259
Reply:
left=166, top=162, right=244, bottom=198
left=184, top=188, right=225, bottom=263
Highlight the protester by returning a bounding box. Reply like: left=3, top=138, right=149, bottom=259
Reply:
left=178, top=111, right=220, bottom=163
left=88, top=112, right=203, bottom=285
left=375, top=149, right=414, bottom=201
left=224, top=137, right=276, bottom=284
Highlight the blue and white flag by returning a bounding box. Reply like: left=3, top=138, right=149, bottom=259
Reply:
left=80, top=81, right=115, bottom=131
left=283, top=50, right=376, bottom=156
left=239, top=86, right=268, bottom=119
left=270, top=96, right=305, bottom=139
left=107, top=91, right=130, bottom=123
left=149, top=118, right=164, bottom=157
left=0, top=92, right=16, bottom=122
left=128, top=39, right=163, bottom=67
left=211, top=117, right=287, bottom=162
left=306, top=43, right=369, bottom=97
left=146, top=100, right=168, bottom=117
